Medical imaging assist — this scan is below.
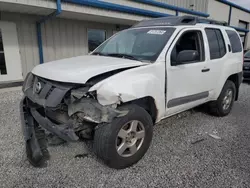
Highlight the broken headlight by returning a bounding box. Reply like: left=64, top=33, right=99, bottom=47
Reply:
left=22, top=72, right=34, bottom=92
left=70, top=87, right=96, bottom=100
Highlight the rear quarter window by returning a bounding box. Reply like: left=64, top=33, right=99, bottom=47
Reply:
left=226, top=30, right=242, bottom=53
left=205, top=28, right=226, bottom=60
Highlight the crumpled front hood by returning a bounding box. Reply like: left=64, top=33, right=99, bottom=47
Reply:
left=32, top=55, right=147, bottom=84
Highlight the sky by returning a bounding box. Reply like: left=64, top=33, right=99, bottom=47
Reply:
left=228, top=0, right=250, bottom=9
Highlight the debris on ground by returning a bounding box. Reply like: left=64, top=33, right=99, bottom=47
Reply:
left=208, top=133, right=222, bottom=140
left=191, top=137, right=206, bottom=144
left=74, top=153, right=89, bottom=159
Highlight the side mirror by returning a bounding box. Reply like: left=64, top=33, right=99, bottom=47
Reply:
left=176, top=50, right=199, bottom=64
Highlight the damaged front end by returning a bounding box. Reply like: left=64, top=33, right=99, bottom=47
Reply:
left=20, top=73, right=127, bottom=167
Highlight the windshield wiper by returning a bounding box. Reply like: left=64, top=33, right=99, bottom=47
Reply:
left=92, top=52, right=143, bottom=62
left=105, top=53, right=142, bottom=62
left=92, top=52, right=106, bottom=56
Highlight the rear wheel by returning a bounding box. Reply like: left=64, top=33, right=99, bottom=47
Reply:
left=93, top=105, right=153, bottom=169
left=209, top=80, right=236, bottom=116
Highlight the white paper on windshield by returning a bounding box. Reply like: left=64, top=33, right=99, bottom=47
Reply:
left=147, top=30, right=166, bottom=35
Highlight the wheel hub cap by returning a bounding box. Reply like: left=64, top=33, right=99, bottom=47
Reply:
left=222, top=89, right=233, bottom=110
left=125, top=132, right=136, bottom=143
left=116, top=120, right=145, bottom=157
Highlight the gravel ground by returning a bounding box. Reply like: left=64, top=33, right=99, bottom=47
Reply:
left=0, top=84, right=250, bottom=188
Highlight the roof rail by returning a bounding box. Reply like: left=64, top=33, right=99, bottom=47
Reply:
left=196, top=18, right=228, bottom=26
left=132, top=16, right=228, bottom=28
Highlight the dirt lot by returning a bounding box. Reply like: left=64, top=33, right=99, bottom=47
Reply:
left=0, top=84, right=250, bottom=188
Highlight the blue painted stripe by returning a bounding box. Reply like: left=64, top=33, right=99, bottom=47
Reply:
left=36, top=23, right=44, bottom=65
left=228, top=5, right=232, bottom=25
left=231, top=26, right=249, bottom=33
left=217, top=0, right=250, bottom=14
left=134, top=0, right=209, bottom=17
left=37, top=0, right=62, bottom=25
left=57, top=0, right=62, bottom=13
left=62, top=0, right=172, bottom=17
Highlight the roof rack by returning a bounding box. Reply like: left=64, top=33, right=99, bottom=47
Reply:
left=132, top=16, right=228, bottom=28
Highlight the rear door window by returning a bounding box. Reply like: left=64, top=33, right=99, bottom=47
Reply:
left=215, top=30, right=226, bottom=57
left=226, top=30, right=243, bottom=53
left=205, top=28, right=226, bottom=60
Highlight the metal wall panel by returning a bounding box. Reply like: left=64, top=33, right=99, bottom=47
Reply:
left=0, top=0, right=209, bottom=14
left=0, top=0, right=56, bottom=8
left=155, top=0, right=209, bottom=13
left=42, top=18, right=118, bottom=63
left=102, top=0, right=176, bottom=15
left=208, top=1, right=230, bottom=22
left=0, top=12, right=122, bottom=77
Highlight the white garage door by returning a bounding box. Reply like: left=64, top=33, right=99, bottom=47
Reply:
left=0, top=21, right=22, bottom=83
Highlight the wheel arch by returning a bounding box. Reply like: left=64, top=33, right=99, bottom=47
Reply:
left=120, top=96, right=158, bottom=124
left=226, top=72, right=242, bottom=101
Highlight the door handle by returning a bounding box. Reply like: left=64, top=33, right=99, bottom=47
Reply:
left=202, top=68, right=210, bottom=72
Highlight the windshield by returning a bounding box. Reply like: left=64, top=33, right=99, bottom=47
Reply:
left=92, top=27, right=175, bottom=62
left=245, top=50, right=250, bottom=58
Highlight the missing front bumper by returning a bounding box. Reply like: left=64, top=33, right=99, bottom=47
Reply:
left=20, top=97, right=44, bottom=167
left=20, top=95, right=128, bottom=167
left=20, top=97, right=79, bottom=167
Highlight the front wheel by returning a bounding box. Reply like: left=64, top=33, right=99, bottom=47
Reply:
left=209, top=80, right=236, bottom=117
left=93, top=105, right=153, bottom=169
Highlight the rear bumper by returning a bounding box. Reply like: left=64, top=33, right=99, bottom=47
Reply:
left=20, top=97, right=79, bottom=167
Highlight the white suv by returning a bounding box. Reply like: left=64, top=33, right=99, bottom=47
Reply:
left=20, top=16, right=243, bottom=169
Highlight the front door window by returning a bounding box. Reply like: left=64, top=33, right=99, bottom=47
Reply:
left=171, top=30, right=205, bottom=65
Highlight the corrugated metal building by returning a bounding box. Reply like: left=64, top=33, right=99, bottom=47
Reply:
left=0, top=0, right=249, bottom=83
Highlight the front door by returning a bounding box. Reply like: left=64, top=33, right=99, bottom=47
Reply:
left=165, top=28, right=210, bottom=116
left=0, top=21, right=22, bottom=83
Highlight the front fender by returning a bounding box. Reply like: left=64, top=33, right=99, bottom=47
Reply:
left=89, top=64, right=165, bottom=120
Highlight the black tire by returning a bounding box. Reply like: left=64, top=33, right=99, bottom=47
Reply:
left=209, top=80, right=236, bottom=117
left=93, top=104, right=153, bottom=169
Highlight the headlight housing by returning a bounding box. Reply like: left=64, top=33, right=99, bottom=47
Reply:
left=22, top=72, right=34, bottom=92
left=70, top=87, right=97, bottom=100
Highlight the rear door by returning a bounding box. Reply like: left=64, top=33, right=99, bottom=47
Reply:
left=202, top=28, right=228, bottom=99
left=204, top=28, right=243, bottom=99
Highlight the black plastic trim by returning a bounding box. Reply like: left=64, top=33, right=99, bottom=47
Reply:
left=20, top=97, right=44, bottom=167
left=167, top=91, right=209, bottom=108
left=30, top=109, right=79, bottom=142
